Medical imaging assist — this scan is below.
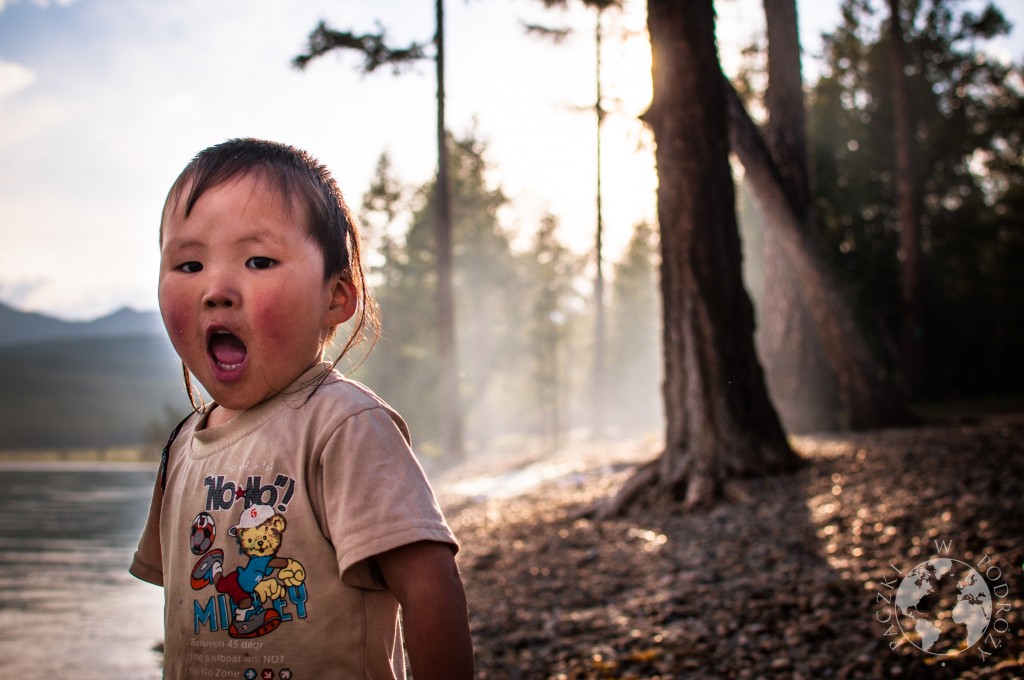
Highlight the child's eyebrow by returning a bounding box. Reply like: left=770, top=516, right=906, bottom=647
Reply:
left=163, top=231, right=283, bottom=248
left=235, top=230, right=291, bottom=250
left=237, top=231, right=281, bottom=245
left=161, top=236, right=204, bottom=251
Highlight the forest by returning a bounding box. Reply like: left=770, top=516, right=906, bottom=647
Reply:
left=324, top=0, right=1023, bottom=459
left=297, top=0, right=1024, bottom=675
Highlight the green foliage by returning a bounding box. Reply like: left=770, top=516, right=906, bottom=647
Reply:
left=808, top=0, right=1024, bottom=397
left=352, top=131, right=529, bottom=449
left=607, top=221, right=662, bottom=434
left=348, top=131, right=662, bottom=451
left=524, top=213, right=586, bottom=448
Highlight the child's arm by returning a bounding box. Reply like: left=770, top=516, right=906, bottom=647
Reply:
left=376, top=540, right=474, bottom=680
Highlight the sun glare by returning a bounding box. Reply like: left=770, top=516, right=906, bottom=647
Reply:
left=598, top=5, right=657, bottom=251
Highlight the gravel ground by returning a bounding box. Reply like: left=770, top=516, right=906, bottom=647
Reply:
left=436, top=413, right=1024, bottom=679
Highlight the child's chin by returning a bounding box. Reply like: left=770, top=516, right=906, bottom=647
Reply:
left=211, top=396, right=260, bottom=412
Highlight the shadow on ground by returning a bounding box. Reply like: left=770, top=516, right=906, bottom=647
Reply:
left=443, top=414, right=1024, bottom=679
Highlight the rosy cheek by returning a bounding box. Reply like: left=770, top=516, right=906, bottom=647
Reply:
left=158, top=284, right=194, bottom=358
left=251, top=299, right=292, bottom=347
left=159, top=296, right=187, bottom=338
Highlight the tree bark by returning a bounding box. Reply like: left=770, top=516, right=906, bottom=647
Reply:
left=435, top=0, right=464, bottom=459
left=763, top=0, right=810, bottom=220
left=756, top=0, right=842, bottom=433
left=726, top=82, right=909, bottom=429
left=592, top=7, right=607, bottom=439
left=887, top=0, right=925, bottom=396
left=602, top=0, right=800, bottom=517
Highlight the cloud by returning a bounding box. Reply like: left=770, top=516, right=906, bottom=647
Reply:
left=0, top=60, right=36, bottom=98
left=0, top=276, right=47, bottom=309
left=0, top=0, right=80, bottom=12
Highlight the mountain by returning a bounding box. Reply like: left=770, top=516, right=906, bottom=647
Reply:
left=0, top=333, right=188, bottom=450
left=0, top=302, right=187, bottom=450
left=83, top=306, right=165, bottom=337
left=0, top=302, right=164, bottom=349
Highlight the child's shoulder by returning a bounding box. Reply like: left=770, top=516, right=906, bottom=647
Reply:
left=315, top=369, right=389, bottom=410
left=306, top=369, right=411, bottom=442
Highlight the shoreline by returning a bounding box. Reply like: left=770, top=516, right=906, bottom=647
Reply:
left=0, top=446, right=159, bottom=464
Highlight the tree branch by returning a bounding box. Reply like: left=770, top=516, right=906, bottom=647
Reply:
left=522, top=21, right=573, bottom=44
left=293, top=20, right=429, bottom=74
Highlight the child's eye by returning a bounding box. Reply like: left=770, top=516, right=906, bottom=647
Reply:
left=246, top=256, right=276, bottom=270
left=176, top=261, right=203, bottom=273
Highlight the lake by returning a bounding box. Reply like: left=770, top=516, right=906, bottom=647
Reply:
left=0, top=462, right=164, bottom=679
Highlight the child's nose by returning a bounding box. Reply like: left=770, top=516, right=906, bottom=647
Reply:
left=204, top=294, right=233, bottom=308
left=202, top=278, right=240, bottom=308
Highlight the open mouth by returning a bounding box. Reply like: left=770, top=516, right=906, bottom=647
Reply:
left=208, top=331, right=247, bottom=371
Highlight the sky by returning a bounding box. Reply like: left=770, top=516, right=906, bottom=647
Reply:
left=0, top=0, right=1021, bottom=321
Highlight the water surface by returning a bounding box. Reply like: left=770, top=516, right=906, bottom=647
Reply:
left=0, top=462, right=164, bottom=679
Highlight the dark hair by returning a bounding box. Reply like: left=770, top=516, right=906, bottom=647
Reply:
left=160, top=137, right=380, bottom=411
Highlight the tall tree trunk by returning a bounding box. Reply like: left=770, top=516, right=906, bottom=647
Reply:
left=435, top=0, right=464, bottom=459
left=726, top=82, right=909, bottom=429
left=592, top=7, right=607, bottom=439
left=756, top=0, right=842, bottom=432
left=763, top=0, right=810, bottom=220
left=601, top=0, right=800, bottom=516
left=290, top=9, right=464, bottom=455
left=888, top=0, right=925, bottom=396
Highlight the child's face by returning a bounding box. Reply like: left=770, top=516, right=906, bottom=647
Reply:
left=159, top=172, right=353, bottom=422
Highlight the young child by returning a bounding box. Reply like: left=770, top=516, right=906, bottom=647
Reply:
left=130, top=138, right=474, bottom=679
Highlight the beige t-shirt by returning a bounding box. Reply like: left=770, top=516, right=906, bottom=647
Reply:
left=130, top=364, right=457, bottom=679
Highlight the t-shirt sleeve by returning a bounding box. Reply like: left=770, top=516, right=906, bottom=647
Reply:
left=318, top=406, right=458, bottom=589
left=129, top=465, right=166, bottom=587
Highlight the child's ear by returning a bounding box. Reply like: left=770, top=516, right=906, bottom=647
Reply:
left=325, top=277, right=357, bottom=326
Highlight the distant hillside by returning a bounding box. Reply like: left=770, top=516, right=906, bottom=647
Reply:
left=0, top=334, right=191, bottom=450
left=0, top=302, right=164, bottom=349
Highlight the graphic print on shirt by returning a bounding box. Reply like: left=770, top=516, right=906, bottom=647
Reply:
left=188, top=473, right=308, bottom=639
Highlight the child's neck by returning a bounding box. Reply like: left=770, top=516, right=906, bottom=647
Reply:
left=204, top=403, right=241, bottom=429
left=200, top=361, right=328, bottom=430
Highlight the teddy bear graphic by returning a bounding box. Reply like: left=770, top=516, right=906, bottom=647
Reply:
left=190, top=504, right=306, bottom=638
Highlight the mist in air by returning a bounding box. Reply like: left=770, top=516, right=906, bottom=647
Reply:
left=336, top=133, right=665, bottom=465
